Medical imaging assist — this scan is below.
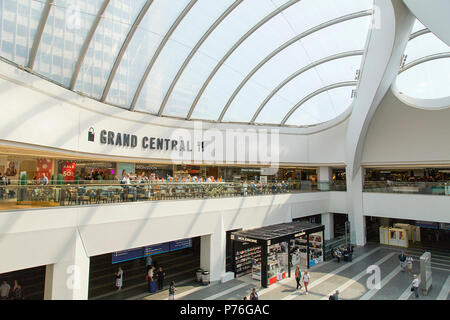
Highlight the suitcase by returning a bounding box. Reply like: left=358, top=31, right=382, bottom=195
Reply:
left=150, top=281, right=157, bottom=293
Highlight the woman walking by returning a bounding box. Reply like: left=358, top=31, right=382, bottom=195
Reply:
left=115, top=267, right=123, bottom=291
left=295, top=266, right=302, bottom=291
left=168, top=281, right=176, bottom=300
left=303, top=271, right=310, bottom=295
left=406, top=255, right=413, bottom=274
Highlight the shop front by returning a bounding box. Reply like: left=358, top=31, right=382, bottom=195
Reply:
left=230, top=221, right=325, bottom=288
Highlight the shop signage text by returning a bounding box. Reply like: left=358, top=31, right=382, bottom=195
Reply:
left=234, top=236, right=258, bottom=243
left=98, top=129, right=205, bottom=152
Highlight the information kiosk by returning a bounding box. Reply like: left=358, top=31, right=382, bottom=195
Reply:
left=230, top=221, right=325, bottom=288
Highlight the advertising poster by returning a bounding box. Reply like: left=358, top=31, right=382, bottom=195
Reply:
left=118, top=163, right=135, bottom=179
left=36, top=159, right=52, bottom=180
left=61, top=162, right=76, bottom=181
left=5, top=161, right=18, bottom=177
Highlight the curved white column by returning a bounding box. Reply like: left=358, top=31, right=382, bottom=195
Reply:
left=345, top=0, right=415, bottom=246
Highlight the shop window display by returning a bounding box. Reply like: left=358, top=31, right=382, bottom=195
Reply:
left=267, top=242, right=288, bottom=286
left=234, top=245, right=261, bottom=278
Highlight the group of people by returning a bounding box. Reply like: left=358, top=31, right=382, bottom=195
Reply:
left=0, top=280, right=24, bottom=300
left=114, top=257, right=177, bottom=300
left=118, top=170, right=225, bottom=185
left=398, top=251, right=419, bottom=298
left=332, top=245, right=354, bottom=263
left=0, top=173, right=11, bottom=185
left=145, top=256, right=173, bottom=297
left=243, top=288, right=259, bottom=300
left=294, top=266, right=310, bottom=294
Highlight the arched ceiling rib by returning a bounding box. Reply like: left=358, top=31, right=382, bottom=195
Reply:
left=185, top=0, right=301, bottom=120
left=69, top=0, right=110, bottom=90
left=251, top=50, right=364, bottom=124
left=399, top=52, right=450, bottom=74
left=0, top=0, right=381, bottom=128
left=130, top=0, right=199, bottom=112
left=281, top=81, right=357, bottom=125
left=395, top=18, right=450, bottom=101
left=27, top=0, right=53, bottom=69
left=153, top=0, right=245, bottom=116
left=217, top=10, right=372, bottom=122
left=101, top=0, right=154, bottom=102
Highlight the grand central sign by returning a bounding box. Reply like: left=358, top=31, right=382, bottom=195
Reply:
left=93, top=129, right=206, bottom=153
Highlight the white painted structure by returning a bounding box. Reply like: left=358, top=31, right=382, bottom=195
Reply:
left=0, top=0, right=448, bottom=299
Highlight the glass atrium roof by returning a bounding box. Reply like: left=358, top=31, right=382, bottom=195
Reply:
left=2, top=1, right=446, bottom=126
left=396, top=19, right=450, bottom=100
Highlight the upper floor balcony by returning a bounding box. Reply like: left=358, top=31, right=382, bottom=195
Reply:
left=0, top=179, right=346, bottom=212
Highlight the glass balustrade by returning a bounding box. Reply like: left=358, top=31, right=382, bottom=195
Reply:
left=363, top=181, right=450, bottom=196
left=0, top=180, right=345, bottom=211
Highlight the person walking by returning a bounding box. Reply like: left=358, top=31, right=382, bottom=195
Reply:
left=115, top=267, right=123, bottom=291
left=406, top=255, right=413, bottom=274
left=0, top=280, right=11, bottom=300
left=249, top=288, right=258, bottom=300
left=303, top=271, right=310, bottom=295
left=398, top=251, right=407, bottom=272
left=147, top=266, right=155, bottom=293
left=333, top=290, right=339, bottom=300
left=12, top=280, right=24, bottom=300
left=295, top=266, right=302, bottom=290
left=146, top=255, right=153, bottom=273
left=156, top=266, right=165, bottom=291
left=168, top=281, right=176, bottom=300
left=411, top=274, right=419, bottom=298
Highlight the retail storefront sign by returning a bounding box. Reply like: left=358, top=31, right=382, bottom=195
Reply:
left=61, top=162, right=75, bottom=181
left=96, top=128, right=205, bottom=152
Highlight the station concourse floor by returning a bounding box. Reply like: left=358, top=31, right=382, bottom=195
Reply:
left=128, top=242, right=449, bottom=301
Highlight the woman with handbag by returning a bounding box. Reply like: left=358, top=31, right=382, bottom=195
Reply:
left=115, top=267, right=123, bottom=291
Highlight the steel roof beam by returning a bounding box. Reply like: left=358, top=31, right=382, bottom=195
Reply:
left=27, top=0, right=54, bottom=69
left=69, top=0, right=110, bottom=90
left=251, top=51, right=363, bottom=124
left=399, top=52, right=450, bottom=73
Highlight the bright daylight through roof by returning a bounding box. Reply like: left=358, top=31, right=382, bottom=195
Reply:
left=0, top=0, right=448, bottom=309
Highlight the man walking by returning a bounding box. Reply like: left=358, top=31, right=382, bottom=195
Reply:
left=412, top=275, right=420, bottom=298
left=398, top=251, right=407, bottom=272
